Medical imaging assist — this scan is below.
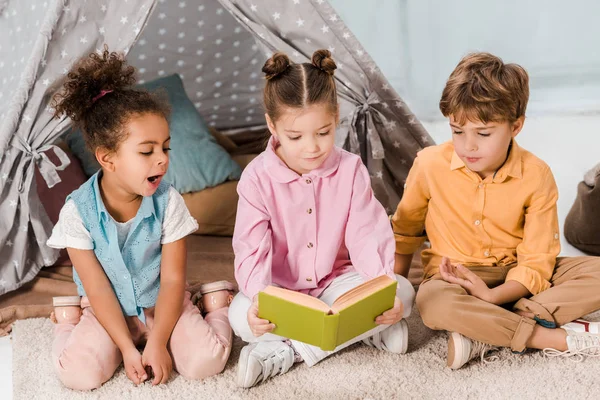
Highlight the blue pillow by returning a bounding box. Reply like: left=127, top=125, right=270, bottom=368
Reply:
left=65, top=74, right=241, bottom=194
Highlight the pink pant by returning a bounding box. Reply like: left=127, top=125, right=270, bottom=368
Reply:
left=52, top=292, right=232, bottom=390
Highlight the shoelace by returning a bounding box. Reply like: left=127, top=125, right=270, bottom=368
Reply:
left=258, top=348, right=294, bottom=384
left=470, top=340, right=500, bottom=364
left=364, top=332, right=385, bottom=351
left=544, top=332, right=600, bottom=362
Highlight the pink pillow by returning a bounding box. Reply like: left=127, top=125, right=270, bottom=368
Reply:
left=36, top=145, right=88, bottom=266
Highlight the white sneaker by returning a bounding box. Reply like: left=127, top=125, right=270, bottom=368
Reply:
left=237, top=341, right=296, bottom=388
left=447, top=332, right=499, bottom=370
left=544, top=328, right=600, bottom=361
left=561, top=319, right=600, bottom=334
left=363, top=319, right=409, bottom=354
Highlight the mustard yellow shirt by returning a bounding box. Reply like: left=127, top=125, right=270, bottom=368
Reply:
left=391, top=139, right=560, bottom=295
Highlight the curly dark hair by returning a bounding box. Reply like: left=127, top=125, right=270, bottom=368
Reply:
left=52, top=47, right=170, bottom=153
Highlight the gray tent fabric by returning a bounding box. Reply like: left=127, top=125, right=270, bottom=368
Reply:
left=129, top=0, right=433, bottom=212
left=128, top=0, right=266, bottom=129
left=220, top=0, right=434, bottom=211
left=0, top=0, right=156, bottom=295
left=0, top=0, right=433, bottom=296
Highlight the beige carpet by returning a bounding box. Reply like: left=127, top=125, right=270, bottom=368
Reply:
left=12, top=308, right=600, bottom=400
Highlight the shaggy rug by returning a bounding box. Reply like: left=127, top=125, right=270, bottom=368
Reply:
left=11, top=308, right=600, bottom=400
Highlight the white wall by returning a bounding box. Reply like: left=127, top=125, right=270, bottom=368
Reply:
left=330, top=0, right=600, bottom=121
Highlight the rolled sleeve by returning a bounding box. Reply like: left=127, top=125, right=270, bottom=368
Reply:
left=506, top=265, right=551, bottom=295
left=391, top=155, right=430, bottom=255
left=394, top=234, right=427, bottom=255
left=509, top=169, right=560, bottom=295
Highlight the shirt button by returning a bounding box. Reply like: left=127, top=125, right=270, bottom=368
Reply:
left=306, top=277, right=313, bottom=282
left=123, top=275, right=128, bottom=280
left=474, top=220, right=481, bottom=226
left=554, top=233, right=559, bottom=239
left=307, top=242, right=314, bottom=248
left=307, top=208, right=313, bottom=214
left=478, top=184, right=484, bottom=189
left=484, top=250, right=490, bottom=257
left=305, top=178, right=312, bottom=184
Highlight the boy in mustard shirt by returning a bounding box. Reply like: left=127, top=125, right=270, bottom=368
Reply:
left=392, top=52, right=600, bottom=369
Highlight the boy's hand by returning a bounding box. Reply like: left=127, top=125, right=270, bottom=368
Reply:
left=122, top=346, right=148, bottom=386
left=376, top=296, right=404, bottom=325
left=247, top=295, right=276, bottom=337
left=142, top=339, right=173, bottom=385
left=439, top=257, right=493, bottom=303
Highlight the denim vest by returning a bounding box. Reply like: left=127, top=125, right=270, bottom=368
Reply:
left=68, top=171, right=170, bottom=323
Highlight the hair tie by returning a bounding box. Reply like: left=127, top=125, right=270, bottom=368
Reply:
left=92, top=89, right=113, bottom=103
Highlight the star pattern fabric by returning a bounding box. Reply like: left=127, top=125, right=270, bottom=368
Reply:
left=0, top=0, right=155, bottom=295
left=0, top=0, right=433, bottom=296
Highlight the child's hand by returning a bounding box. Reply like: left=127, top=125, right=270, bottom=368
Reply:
left=122, top=346, right=148, bottom=386
left=439, top=257, right=492, bottom=302
left=376, top=296, right=404, bottom=325
left=141, top=339, right=173, bottom=385
left=247, top=295, right=276, bottom=337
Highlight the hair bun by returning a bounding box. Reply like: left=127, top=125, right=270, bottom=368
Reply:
left=52, top=46, right=136, bottom=121
left=262, top=52, right=291, bottom=80
left=311, top=49, right=336, bottom=76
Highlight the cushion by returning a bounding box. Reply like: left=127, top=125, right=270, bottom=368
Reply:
left=184, top=154, right=258, bottom=236
left=564, top=177, right=600, bottom=256
left=36, top=143, right=88, bottom=266
left=65, top=74, right=241, bottom=194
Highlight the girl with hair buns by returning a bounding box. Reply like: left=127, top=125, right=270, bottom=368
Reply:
left=47, top=48, right=232, bottom=390
left=229, top=49, right=415, bottom=388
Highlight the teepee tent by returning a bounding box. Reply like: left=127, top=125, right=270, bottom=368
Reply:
left=0, top=0, right=433, bottom=296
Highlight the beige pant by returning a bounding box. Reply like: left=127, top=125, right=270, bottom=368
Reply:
left=416, top=256, right=600, bottom=352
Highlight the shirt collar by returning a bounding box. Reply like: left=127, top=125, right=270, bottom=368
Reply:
left=263, top=136, right=342, bottom=183
left=450, top=138, right=522, bottom=182
left=92, top=171, right=157, bottom=223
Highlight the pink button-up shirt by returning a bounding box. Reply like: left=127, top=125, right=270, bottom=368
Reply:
left=233, top=137, right=396, bottom=299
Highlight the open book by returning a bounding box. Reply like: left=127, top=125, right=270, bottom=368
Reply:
left=258, top=275, right=397, bottom=351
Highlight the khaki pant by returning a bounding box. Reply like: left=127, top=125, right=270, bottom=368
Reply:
left=416, top=256, right=600, bottom=352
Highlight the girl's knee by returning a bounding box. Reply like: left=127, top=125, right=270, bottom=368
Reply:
left=56, top=357, right=107, bottom=390
left=178, top=348, right=229, bottom=380
left=228, top=293, right=252, bottom=338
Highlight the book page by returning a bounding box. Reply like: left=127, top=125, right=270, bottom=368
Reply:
left=330, top=275, right=396, bottom=313
left=262, top=286, right=332, bottom=313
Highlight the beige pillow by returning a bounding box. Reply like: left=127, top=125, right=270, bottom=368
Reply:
left=183, top=154, right=258, bottom=236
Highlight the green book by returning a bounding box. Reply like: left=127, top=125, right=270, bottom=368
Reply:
left=258, top=275, right=397, bottom=351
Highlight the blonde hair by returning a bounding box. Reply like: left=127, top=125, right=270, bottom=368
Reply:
left=439, top=52, right=529, bottom=124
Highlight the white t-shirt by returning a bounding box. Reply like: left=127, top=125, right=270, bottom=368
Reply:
left=47, top=187, right=198, bottom=250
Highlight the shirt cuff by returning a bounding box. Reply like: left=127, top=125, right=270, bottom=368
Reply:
left=505, top=266, right=552, bottom=295
left=394, top=234, right=427, bottom=255
left=46, top=235, right=93, bottom=250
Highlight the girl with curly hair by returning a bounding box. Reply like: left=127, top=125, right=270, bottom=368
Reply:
left=47, top=48, right=232, bottom=390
